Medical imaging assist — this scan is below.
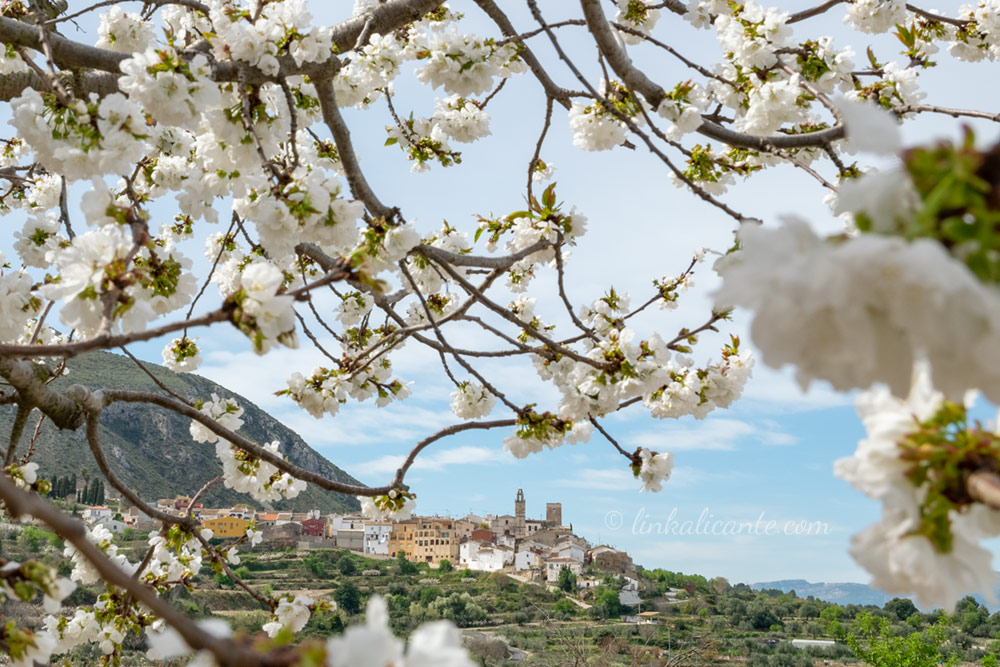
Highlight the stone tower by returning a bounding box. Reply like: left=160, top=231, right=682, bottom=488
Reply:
left=546, top=502, right=562, bottom=527
left=515, top=488, right=525, bottom=520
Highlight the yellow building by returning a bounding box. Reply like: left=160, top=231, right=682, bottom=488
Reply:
left=414, top=517, right=460, bottom=565
left=202, top=516, right=251, bottom=539
left=389, top=519, right=417, bottom=559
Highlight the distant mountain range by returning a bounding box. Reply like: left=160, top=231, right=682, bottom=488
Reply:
left=751, top=579, right=895, bottom=607
left=751, top=578, right=1000, bottom=612
left=2, top=351, right=361, bottom=514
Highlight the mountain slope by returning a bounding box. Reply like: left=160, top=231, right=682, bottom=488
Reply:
left=751, top=579, right=893, bottom=606
left=3, top=351, right=361, bottom=514
left=752, top=578, right=1000, bottom=611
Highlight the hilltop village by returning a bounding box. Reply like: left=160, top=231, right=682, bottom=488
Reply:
left=78, top=488, right=635, bottom=585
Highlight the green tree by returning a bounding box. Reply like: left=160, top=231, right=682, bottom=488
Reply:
left=591, top=587, right=623, bottom=619
left=18, top=525, right=45, bottom=551
left=334, top=581, right=361, bottom=615
left=437, top=559, right=452, bottom=572
left=553, top=598, right=577, bottom=616
left=395, top=551, right=418, bottom=575
left=303, top=555, right=326, bottom=577
left=556, top=566, right=577, bottom=592
left=885, top=597, right=919, bottom=622
left=747, top=600, right=780, bottom=631
left=420, top=586, right=442, bottom=606
left=847, top=612, right=958, bottom=667
left=337, top=556, right=356, bottom=576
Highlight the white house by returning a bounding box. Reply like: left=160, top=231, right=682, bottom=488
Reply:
left=514, top=548, right=543, bottom=571
left=545, top=557, right=583, bottom=582
left=95, top=518, right=128, bottom=535
left=82, top=506, right=113, bottom=524
left=473, top=548, right=502, bottom=572
left=576, top=578, right=599, bottom=589
left=460, top=540, right=488, bottom=566
left=551, top=540, right=585, bottom=564
left=330, top=514, right=366, bottom=534
left=496, top=533, right=516, bottom=549
left=364, top=521, right=391, bottom=556
left=461, top=541, right=514, bottom=571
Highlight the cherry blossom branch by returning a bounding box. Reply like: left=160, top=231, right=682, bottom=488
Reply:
left=0, top=473, right=265, bottom=667
left=0, top=357, right=90, bottom=429
left=892, top=104, right=1000, bottom=123
left=44, top=0, right=211, bottom=25
left=473, top=0, right=576, bottom=108
left=185, top=215, right=238, bottom=330
left=589, top=416, right=634, bottom=461
left=0, top=0, right=444, bottom=98
left=553, top=235, right=599, bottom=342
left=525, top=0, right=753, bottom=222
left=389, top=419, right=517, bottom=486
left=576, top=0, right=847, bottom=150
left=412, top=238, right=551, bottom=269
left=398, top=262, right=520, bottom=412
left=4, top=402, right=30, bottom=466
left=420, top=249, right=608, bottom=369
left=187, top=476, right=222, bottom=518
left=526, top=95, right=554, bottom=202
left=191, top=530, right=276, bottom=610
left=327, top=0, right=443, bottom=52
left=313, top=76, right=397, bottom=223
left=84, top=409, right=200, bottom=530
left=293, top=311, right=343, bottom=366
left=21, top=413, right=45, bottom=466
left=608, top=23, right=739, bottom=89
left=904, top=4, right=971, bottom=28
left=0, top=67, right=119, bottom=101
left=787, top=0, right=845, bottom=24
left=102, top=388, right=387, bottom=495
left=118, top=345, right=193, bottom=406
left=665, top=310, right=729, bottom=351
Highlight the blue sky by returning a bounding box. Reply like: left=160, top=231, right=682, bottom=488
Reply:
left=9, top=1, right=1000, bottom=587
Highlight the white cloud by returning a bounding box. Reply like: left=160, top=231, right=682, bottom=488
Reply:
left=554, top=467, right=635, bottom=491
left=355, top=445, right=515, bottom=476
left=629, top=417, right=798, bottom=452
left=736, top=355, right=854, bottom=413
left=553, top=464, right=745, bottom=493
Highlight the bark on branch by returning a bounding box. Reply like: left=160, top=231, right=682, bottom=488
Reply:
left=0, top=0, right=443, bottom=100
left=968, top=471, right=1000, bottom=510
left=0, top=472, right=266, bottom=667
left=577, top=0, right=846, bottom=150
left=0, top=310, right=229, bottom=359
left=313, top=77, right=396, bottom=222
left=0, top=357, right=88, bottom=430
left=101, top=389, right=390, bottom=496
